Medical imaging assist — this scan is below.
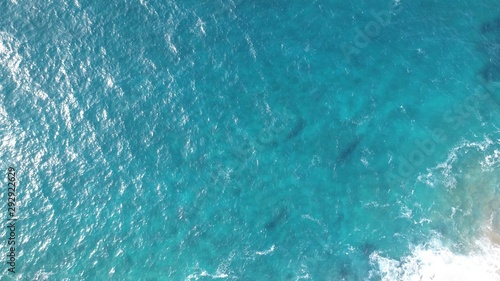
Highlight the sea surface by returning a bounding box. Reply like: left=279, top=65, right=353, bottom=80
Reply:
left=1, top=0, right=500, bottom=280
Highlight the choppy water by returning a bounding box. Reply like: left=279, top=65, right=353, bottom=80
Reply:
left=1, top=0, right=500, bottom=280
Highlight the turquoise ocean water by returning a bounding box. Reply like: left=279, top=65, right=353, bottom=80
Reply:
left=1, top=0, right=500, bottom=280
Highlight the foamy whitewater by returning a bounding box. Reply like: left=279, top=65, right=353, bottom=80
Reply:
left=373, top=141, right=500, bottom=281
left=1, top=0, right=500, bottom=280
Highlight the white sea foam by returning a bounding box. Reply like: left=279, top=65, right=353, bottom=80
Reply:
left=369, top=236, right=500, bottom=281
left=421, top=138, right=495, bottom=189
left=379, top=137, right=500, bottom=280
left=186, top=253, right=235, bottom=280
left=186, top=270, right=229, bottom=280
left=482, top=149, right=500, bottom=170
left=256, top=244, right=275, bottom=256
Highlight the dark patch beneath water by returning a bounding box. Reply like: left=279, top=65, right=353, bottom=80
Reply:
left=479, top=15, right=500, bottom=82
left=265, top=206, right=290, bottom=230
left=480, top=16, right=500, bottom=34
left=359, top=242, right=376, bottom=256
left=337, top=258, right=357, bottom=281
left=338, top=138, right=362, bottom=163
left=481, top=61, right=500, bottom=82
left=285, top=117, right=306, bottom=141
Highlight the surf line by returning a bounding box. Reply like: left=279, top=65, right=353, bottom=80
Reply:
left=385, top=77, right=499, bottom=185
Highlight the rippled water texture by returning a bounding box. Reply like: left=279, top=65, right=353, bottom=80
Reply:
left=1, top=0, right=500, bottom=280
